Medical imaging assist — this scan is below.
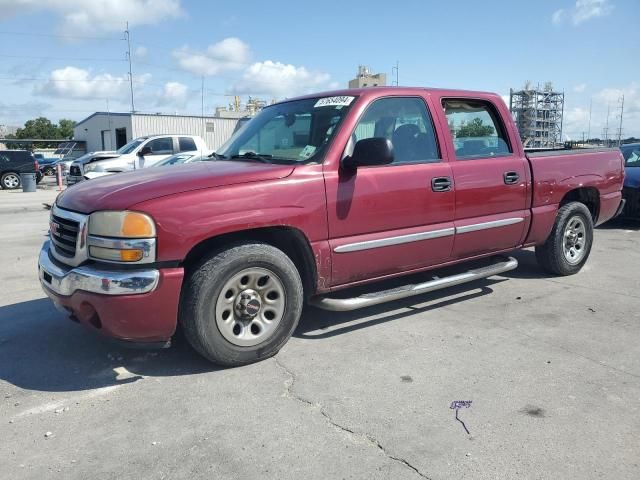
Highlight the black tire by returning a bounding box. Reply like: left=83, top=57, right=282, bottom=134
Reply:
left=1, top=172, right=21, bottom=190
left=44, top=167, right=55, bottom=176
left=535, top=202, right=594, bottom=276
left=36, top=172, right=43, bottom=184
left=180, top=242, right=303, bottom=367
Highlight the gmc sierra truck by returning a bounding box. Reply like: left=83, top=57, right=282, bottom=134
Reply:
left=38, top=87, right=625, bottom=366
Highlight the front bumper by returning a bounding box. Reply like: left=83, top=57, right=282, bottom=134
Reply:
left=38, top=241, right=184, bottom=343
left=66, top=175, right=83, bottom=185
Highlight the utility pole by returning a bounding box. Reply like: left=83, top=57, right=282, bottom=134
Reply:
left=391, top=61, right=399, bottom=86
left=125, top=21, right=135, bottom=112
left=617, top=94, right=625, bottom=146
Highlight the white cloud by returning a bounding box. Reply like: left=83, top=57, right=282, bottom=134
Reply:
left=552, top=9, right=565, bottom=25
left=0, top=0, right=183, bottom=33
left=563, top=83, right=640, bottom=139
left=173, top=38, right=250, bottom=76
left=552, top=0, right=613, bottom=26
left=156, top=81, right=189, bottom=108
left=35, top=66, right=150, bottom=100
left=231, top=61, right=333, bottom=98
left=134, top=46, right=148, bottom=59
left=573, top=83, right=587, bottom=93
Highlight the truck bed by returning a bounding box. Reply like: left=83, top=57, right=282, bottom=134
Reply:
left=525, top=147, right=617, bottom=158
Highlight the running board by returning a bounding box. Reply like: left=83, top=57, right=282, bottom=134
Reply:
left=309, top=256, right=518, bottom=312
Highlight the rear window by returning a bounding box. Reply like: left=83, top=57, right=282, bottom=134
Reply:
left=443, top=99, right=512, bottom=159
left=179, top=137, right=197, bottom=152
left=0, top=151, right=32, bottom=162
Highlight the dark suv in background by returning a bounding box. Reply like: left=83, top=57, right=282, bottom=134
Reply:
left=0, top=150, right=40, bottom=189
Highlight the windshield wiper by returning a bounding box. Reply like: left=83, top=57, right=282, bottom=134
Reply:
left=208, top=152, right=227, bottom=160
left=229, top=152, right=273, bottom=163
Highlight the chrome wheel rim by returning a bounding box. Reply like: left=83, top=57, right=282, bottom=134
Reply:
left=215, top=267, right=286, bottom=347
left=563, top=216, right=587, bottom=264
left=3, top=174, right=19, bottom=188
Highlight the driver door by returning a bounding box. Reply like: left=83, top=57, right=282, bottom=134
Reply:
left=325, top=96, right=455, bottom=286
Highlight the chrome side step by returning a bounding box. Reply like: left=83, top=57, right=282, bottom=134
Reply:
left=309, top=256, right=518, bottom=312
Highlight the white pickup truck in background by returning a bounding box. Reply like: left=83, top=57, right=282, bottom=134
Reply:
left=67, top=135, right=208, bottom=184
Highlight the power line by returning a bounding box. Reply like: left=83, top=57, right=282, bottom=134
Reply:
left=0, top=54, right=125, bottom=62
left=0, top=30, right=122, bottom=41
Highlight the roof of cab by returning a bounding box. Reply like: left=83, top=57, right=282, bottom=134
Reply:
left=273, top=86, right=501, bottom=105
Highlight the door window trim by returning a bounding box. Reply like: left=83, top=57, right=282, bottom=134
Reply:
left=442, top=97, right=513, bottom=161
left=342, top=95, right=443, bottom=167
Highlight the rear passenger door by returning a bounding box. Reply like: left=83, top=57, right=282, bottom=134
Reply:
left=441, top=98, right=528, bottom=258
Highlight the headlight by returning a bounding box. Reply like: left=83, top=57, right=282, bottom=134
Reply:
left=88, top=211, right=156, bottom=263
left=83, top=162, right=102, bottom=174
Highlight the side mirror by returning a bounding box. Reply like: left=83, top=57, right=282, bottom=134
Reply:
left=138, top=146, right=152, bottom=156
left=342, top=137, right=394, bottom=170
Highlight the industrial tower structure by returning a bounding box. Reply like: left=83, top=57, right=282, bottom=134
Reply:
left=509, top=83, right=565, bottom=148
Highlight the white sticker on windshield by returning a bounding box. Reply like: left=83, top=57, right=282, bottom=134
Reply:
left=299, top=145, right=317, bottom=159
left=314, top=96, right=355, bottom=108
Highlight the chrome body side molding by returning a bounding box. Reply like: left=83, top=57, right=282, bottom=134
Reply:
left=334, top=227, right=455, bottom=253
left=455, top=217, right=524, bottom=234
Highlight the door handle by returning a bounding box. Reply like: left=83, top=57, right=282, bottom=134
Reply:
left=431, top=176, right=452, bottom=192
left=503, top=171, right=520, bottom=185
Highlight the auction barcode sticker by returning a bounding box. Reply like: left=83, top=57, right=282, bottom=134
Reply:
left=314, top=96, right=355, bottom=108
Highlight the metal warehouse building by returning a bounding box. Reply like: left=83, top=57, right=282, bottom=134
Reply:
left=73, top=112, right=246, bottom=153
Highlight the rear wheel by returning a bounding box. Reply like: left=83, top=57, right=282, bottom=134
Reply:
left=180, top=242, right=303, bottom=366
left=1, top=172, right=20, bottom=190
left=535, top=202, right=594, bottom=275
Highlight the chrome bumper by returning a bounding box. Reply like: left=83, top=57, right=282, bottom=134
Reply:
left=65, top=175, right=83, bottom=185
left=38, top=241, right=159, bottom=296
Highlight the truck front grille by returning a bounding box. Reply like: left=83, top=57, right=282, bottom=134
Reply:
left=69, top=165, right=82, bottom=176
left=50, top=213, right=80, bottom=258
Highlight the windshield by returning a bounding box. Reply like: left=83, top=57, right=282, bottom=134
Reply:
left=154, top=153, right=195, bottom=167
left=117, top=138, right=145, bottom=154
left=621, top=144, right=640, bottom=167
left=216, top=96, right=356, bottom=164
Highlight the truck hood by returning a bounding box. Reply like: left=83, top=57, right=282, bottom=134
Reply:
left=56, top=161, right=295, bottom=213
left=624, top=167, right=640, bottom=189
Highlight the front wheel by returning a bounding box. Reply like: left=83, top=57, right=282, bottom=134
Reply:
left=535, top=202, right=594, bottom=276
left=1, top=172, right=20, bottom=190
left=180, top=242, right=303, bottom=366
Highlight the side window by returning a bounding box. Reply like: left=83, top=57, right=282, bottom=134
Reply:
left=146, top=137, right=174, bottom=155
left=443, top=99, right=512, bottom=159
left=351, top=97, right=440, bottom=164
left=179, top=137, right=197, bottom=152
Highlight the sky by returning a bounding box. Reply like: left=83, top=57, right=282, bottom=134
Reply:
left=0, top=0, right=639, bottom=140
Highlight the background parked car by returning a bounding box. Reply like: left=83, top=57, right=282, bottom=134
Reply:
left=152, top=151, right=212, bottom=167
left=621, top=143, right=640, bottom=217
left=35, top=154, right=63, bottom=176
left=71, top=135, right=208, bottom=182
left=0, top=150, right=39, bottom=189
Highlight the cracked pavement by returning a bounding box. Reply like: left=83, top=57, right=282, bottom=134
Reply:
left=1, top=186, right=639, bottom=479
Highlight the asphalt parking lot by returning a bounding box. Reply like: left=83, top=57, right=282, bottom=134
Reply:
left=1, top=181, right=639, bottom=480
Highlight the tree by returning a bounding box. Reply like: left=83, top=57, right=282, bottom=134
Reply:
left=456, top=117, right=495, bottom=138
left=57, top=119, right=76, bottom=139
left=15, top=117, right=59, bottom=139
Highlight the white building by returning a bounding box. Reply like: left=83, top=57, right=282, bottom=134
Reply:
left=73, top=112, right=247, bottom=153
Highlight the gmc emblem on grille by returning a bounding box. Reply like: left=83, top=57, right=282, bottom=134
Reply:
left=50, top=221, right=60, bottom=236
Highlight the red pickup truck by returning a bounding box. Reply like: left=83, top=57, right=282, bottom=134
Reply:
left=39, top=87, right=625, bottom=366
